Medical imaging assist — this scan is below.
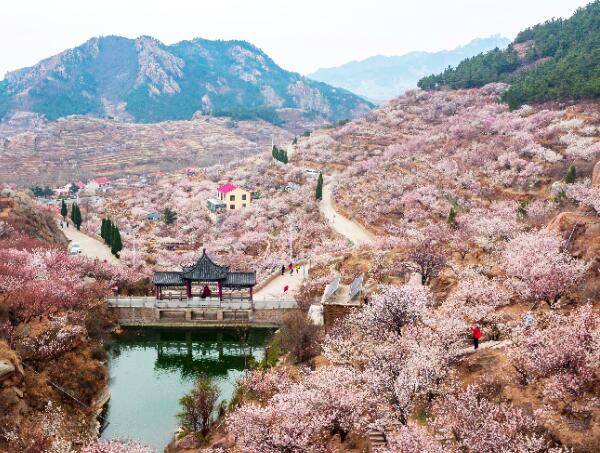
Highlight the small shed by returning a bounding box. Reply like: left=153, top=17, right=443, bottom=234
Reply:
left=145, top=212, right=161, bottom=221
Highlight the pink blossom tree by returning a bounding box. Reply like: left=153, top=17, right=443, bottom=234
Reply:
left=502, top=230, right=588, bottom=306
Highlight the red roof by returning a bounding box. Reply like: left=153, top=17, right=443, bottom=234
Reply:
left=74, top=181, right=86, bottom=189
left=94, top=177, right=110, bottom=184
left=217, top=183, right=238, bottom=193
left=148, top=171, right=165, bottom=177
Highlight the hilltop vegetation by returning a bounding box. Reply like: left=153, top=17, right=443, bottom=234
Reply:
left=418, top=1, right=600, bottom=109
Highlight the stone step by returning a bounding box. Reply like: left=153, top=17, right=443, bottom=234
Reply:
left=368, top=429, right=387, bottom=448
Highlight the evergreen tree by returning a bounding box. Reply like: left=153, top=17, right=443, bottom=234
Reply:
left=565, top=164, right=577, bottom=184
left=316, top=172, right=323, bottom=200
left=272, top=145, right=289, bottom=164
left=518, top=200, right=529, bottom=219
left=106, top=220, right=114, bottom=246
left=447, top=207, right=457, bottom=226
left=292, top=136, right=298, bottom=145
left=101, top=218, right=106, bottom=241
left=71, top=204, right=82, bottom=230
left=60, top=199, right=67, bottom=220
left=163, top=207, right=178, bottom=225
left=111, top=224, right=123, bottom=257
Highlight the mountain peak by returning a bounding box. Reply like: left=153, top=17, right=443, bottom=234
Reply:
left=308, top=35, right=510, bottom=103
left=0, top=35, right=372, bottom=124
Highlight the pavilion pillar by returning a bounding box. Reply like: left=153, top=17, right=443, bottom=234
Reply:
left=155, top=286, right=161, bottom=300
left=217, top=281, right=223, bottom=302
left=249, top=286, right=254, bottom=310
left=185, top=281, right=192, bottom=299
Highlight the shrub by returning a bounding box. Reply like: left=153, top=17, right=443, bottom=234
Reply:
left=279, top=311, right=322, bottom=364
left=178, top=375, right=221, bottom=436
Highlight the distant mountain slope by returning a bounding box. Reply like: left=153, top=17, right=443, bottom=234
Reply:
left=308, top=36, right=509, bottom=102
left=0, top=35, right=372, bottom=124
left=418, top=1, right=600, bottom=109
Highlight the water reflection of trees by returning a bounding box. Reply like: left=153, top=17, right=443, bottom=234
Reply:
left=109, top=328, right=273, bottom=378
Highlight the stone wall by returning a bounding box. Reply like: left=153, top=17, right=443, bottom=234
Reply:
left=109, top=305, right=297, bottom=326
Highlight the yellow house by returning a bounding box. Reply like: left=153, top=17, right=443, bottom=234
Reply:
left=217, top=183, right=251, bottom=210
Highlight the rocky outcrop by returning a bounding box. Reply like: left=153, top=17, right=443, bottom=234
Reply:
left=547, top=211, right=600, bottom=260
left=0, top=341, right=27, bottom=432
left=592, top=160, right=600, bottom=187
left=0, top=35, right=372, bottom=124
left=0, top=190, right=67, bottom=245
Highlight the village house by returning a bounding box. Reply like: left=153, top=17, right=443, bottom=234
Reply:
left=85, top=177, right=111, bottom=193
left=216, top=183, right=251, bottom=210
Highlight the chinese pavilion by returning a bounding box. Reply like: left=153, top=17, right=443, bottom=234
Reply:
left=152, top=250, right=256, bottom=303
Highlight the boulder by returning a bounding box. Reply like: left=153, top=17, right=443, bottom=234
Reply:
left=547, top=212, right=599, bottom=233
left=593, top=161, right=600, bottom=187
left=0, top=359, right=15, bottom=380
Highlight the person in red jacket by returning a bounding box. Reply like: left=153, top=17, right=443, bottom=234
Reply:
left=471, top=323, right=482, bottom=350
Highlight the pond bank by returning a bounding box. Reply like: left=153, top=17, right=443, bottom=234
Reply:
left=100, top=327, right=273, bottom=451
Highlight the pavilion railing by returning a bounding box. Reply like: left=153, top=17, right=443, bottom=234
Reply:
left=106, top=295, right=297, bottom=310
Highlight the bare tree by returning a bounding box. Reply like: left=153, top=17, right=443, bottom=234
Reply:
left=402, top=240, right=446, bottom=285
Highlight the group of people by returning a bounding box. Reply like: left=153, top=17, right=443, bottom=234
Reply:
left=60, top=220, right=69, bottom=228
left=281, top=262, right=301, bottom=276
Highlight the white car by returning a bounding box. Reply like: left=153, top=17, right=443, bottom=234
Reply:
left=69, top=242, right=81, bottom=255
left=305, top=168, right=320, bottom=176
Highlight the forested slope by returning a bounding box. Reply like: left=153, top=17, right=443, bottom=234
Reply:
left=418, top=1, right=600, bottom=109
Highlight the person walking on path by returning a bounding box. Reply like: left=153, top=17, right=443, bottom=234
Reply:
left=471, top=323, right=482, bottom=350
left=281, top=265, right=285, bottom=276
left=295, top=263, right=300, bottom=274
left=288, top=262, right=293, bottom=275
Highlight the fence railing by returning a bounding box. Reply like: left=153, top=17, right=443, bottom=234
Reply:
left=106, top=295, right=297, bottom=310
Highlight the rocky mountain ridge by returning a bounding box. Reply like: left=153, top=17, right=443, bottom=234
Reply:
left=0, top=35, right=372, bottom=124
left=309, top=35, right=510, bottom=102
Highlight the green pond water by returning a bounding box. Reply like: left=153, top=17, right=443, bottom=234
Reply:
left=100, top=327, right=273, bottom=451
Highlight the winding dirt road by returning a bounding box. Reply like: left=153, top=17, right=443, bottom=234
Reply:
left=320, top=178, right=375, bottom=246
left=58, top=220, right=119, bottom=264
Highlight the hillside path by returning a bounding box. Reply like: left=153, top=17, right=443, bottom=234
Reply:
left=320, top=177, right=375, bottom=246
left=254, top=265, right=307, bottom=301
left=58, top=220, right=119, bottom=264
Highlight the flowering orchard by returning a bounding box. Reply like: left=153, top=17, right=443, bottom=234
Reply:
left=221, top=84, right=600, bottom=452
left=85, top=155, right=347, bottom=282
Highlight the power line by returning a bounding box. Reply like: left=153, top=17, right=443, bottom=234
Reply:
left=21, top=361, right=110, bottom=430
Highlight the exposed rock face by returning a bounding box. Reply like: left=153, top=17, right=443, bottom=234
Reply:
left=0, top=341, right=26, bottom=432
left=134, top=36, right=184, bottom=96
left=0, top=359, right=15, bottom=380
left=0, top=35, right=372, bottom=124
left=547, top=211, right=600, bottom=260
left=592, top=160, right=600, bottom=187
left=0, top=190, right=67, bottom=244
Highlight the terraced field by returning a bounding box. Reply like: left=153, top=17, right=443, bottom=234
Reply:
left=0, top=115, right=292, bottom=186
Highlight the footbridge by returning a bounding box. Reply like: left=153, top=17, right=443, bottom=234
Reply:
left=107, top=296, right=297, bottom=327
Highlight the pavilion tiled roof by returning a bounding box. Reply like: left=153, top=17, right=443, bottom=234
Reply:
left=181, top=250, right=229, bottom=281
left=224, top=271, right=257, bottom=288
left=153, top=271, right=185, bottom=286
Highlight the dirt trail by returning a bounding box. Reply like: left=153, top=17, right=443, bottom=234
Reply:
left=58, top=220, right=119, bottom=264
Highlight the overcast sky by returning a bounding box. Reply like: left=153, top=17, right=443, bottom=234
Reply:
left=1, top=0, right=591, bottom=78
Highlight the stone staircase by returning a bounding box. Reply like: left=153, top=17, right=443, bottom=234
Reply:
left=367, top=429, right=387, bottom=451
